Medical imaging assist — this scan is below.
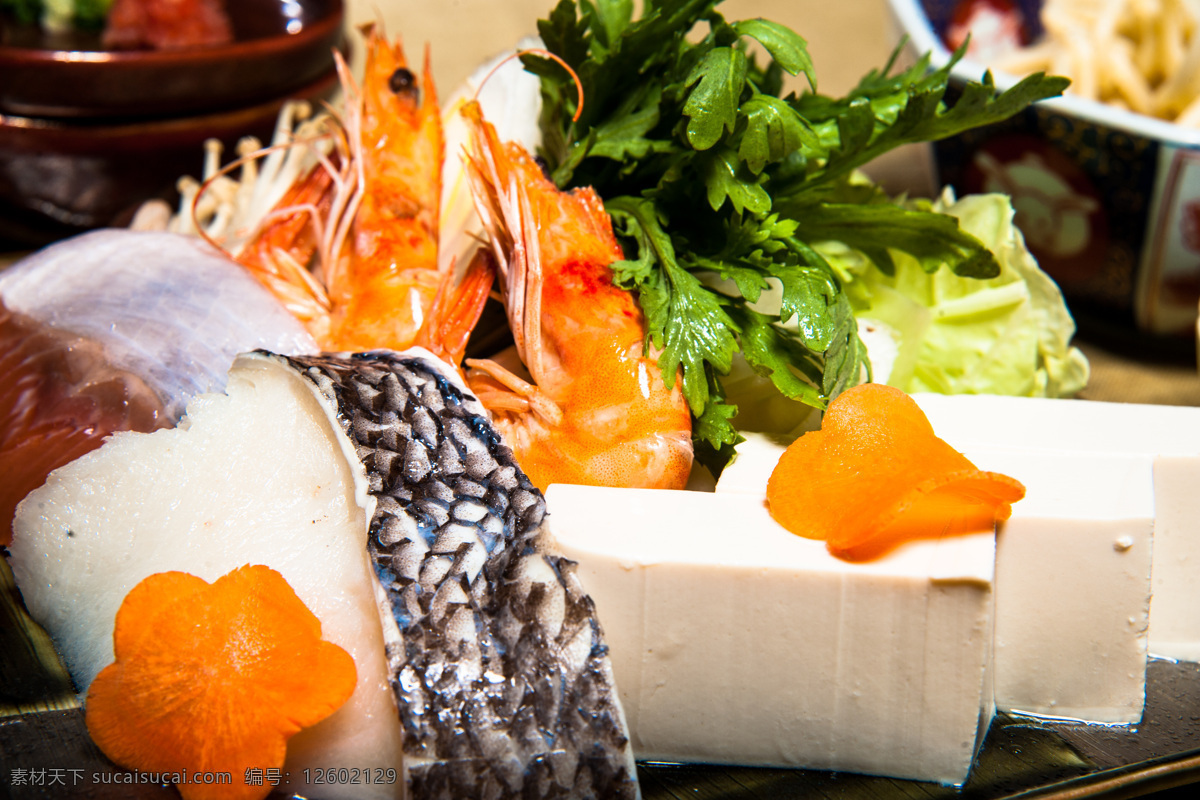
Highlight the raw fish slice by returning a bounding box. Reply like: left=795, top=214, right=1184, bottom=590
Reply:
left=0, top=229, right=318, bottom=423
left=0, top=304, right=169, bottom=546
left=11, top=349, right=639, bottom=800
left=9, top=353, right=401, bottom=800
left=276, top=350, right=640, bottom=799
left=0, top=229, right=318, bottom=545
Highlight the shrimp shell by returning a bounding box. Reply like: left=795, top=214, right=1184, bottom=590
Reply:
left=226, top=26, right=450, bottom=355
left=460, top=102, right=694, bottom=491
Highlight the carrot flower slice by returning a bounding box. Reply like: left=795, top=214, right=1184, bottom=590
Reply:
left=766, top=383, right=1025, bottom=561
left=85, top=565, right=356, bottom=800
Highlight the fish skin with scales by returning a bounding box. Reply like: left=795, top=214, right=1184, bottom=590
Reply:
left=273, top=349, right=640, bottom=800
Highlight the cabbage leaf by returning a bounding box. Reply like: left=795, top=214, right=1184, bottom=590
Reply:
left=827, top=190, right=1089, bottom=398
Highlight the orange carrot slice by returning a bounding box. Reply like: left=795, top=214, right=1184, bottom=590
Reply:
left=766, top=383, right=1025, bottom=561
left=85, top=565, right=356, bottom=800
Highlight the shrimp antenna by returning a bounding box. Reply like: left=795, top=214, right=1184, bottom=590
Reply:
left=475, top=48, right=584, bottom=123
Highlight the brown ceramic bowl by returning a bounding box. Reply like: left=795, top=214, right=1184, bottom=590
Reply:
left=0, top=66, right=339, bottom=249
left=0, top=0, right=344, bottom=119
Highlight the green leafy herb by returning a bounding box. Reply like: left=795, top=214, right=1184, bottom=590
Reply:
left=73, top=0, right=111, bottom=30
left=524, top=0, right=1068, bottom=473
left=1, top=0, right=113, bottom=31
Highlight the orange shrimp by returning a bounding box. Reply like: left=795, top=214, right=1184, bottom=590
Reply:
left=231, top=24, right=458, bottom=354
left=460, top=101, right=693, bottom=491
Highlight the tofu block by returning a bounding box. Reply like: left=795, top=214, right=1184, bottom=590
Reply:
left=545, top=484, right=996, bottom=786
left=913, top=393, right=1200, bottom=662
left=963, top=447, right=1155, bottom=724
left=1150, top=456, right=1200, bottom=659
left=713, top=431, right=791, bottom=495
left=717, top=433, right=1156, bottom=724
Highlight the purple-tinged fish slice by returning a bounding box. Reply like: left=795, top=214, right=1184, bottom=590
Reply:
left=0, top=229, right=318, bottom=421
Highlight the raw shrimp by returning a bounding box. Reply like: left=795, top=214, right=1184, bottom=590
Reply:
left=224, top=25, right=468, bottom=355
left=460, top=101, right=694, bottom=491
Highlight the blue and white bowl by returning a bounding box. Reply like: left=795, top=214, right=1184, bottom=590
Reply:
left=888, top=0, right=1200, bottom=343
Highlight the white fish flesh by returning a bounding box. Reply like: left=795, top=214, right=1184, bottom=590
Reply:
left=10, top=348, right=639, bottom=800
left=0, top=228, right=318, bottom=546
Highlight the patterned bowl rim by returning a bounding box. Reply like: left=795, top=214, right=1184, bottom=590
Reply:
left=886, top=0, right=1200, bottom=148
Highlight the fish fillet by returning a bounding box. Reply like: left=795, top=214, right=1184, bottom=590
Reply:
left=10, top=348, right=639, bottom=799
left=0, top=229, right=318, bottom=545
left=0, top=229, right=318, bottom=422
left=0, top=304, right=169, bottom=546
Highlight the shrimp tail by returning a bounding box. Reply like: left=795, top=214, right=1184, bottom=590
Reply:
left=415, top=248, right=495, bottom=367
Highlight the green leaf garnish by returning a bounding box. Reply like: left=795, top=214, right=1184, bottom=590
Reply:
left=684, top=47, right=749, bottom=150
left=731, top=18, right=816, bottom=89
left=530, top=0, right=1068, bottom=469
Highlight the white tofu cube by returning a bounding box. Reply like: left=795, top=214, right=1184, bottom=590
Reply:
left=713, top=431, right=791, bottom=495
left=716, top=430, right=1156, bottom=725
left=963, top=447, right=1155, bottom=724
left=914, top=393, right=1200, bottom=662
left=545, top=484, right=996, bottom=786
